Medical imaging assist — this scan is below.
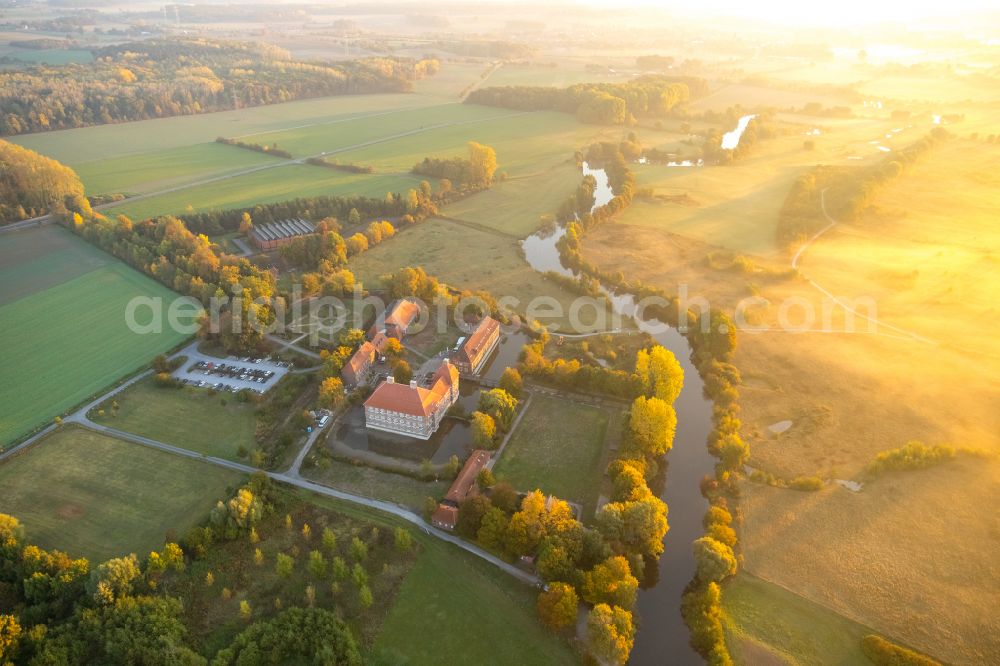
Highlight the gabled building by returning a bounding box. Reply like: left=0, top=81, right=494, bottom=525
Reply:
left=341, top=341, right=377, bottom=387
left=369, top=298, right=421, bottom=340
left=249, top=218, right=316, bottom=250
left=451, top=316, right=501, bottom=375
left=431, top=449, right=492, bottom=531
left=363, top=359, right=459, bottom=439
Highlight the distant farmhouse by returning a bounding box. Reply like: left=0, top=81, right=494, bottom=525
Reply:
left=431, top=449, right=492, bottom=530
left=249, top=218, right=316, bottom=250
left=369, top=298, right=421, bottom=340
left=451, top=316, right=500, bottom=375
left=363, top=359, right=459, bottom=439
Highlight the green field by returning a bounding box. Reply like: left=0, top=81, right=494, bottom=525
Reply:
left=9, top=93, right=435, bottom=164
left=493, top=394, right=610, bottom=516
left=443, top=161, right=583, bottom=236
left=722, top=574, right=873, bottom=665
left=76, top=142, right=280, bottom=196
left=348, top=217, right=602, bottom=331
left=105, top=165, right=428, bottom=221
left=374, top=526, right=577, bottom=665
left=0, top=427, right=243, bottom=562
left=0, top=226, right=192, bottom=447
left=91, top=376, right=257, bottom=461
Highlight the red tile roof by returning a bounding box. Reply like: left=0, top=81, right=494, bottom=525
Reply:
left=343, top=341, right=376, bottom=381
left=363, top=359, right=459, bottom=417
left=455, top=316, right=500, bottom=367
left=369, top=299, right=421, bottom=339
left=444, top=449, right=491, bottom=504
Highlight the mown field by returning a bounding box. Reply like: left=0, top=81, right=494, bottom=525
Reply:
left=0, top=427, right=243, bottom=562
left=493, top=394, right=611, bottom=518
left=302, top=459, right=450, bottom=513
left=0, top=226, right=193, bottom=447
left=90, top=376, right=257, bottom=461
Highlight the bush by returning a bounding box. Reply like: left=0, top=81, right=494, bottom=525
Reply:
left=861, top=635, right=940, bottom=666
left=866, top=441, right=956, bottom=478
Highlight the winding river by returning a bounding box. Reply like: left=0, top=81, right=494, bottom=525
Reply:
left=521, top=164, right=714, bottom=665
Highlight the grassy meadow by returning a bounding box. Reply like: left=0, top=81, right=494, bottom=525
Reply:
left=492, top=394, right=611, bottom=518
left=0, top=427, right=243, bottom=562
left=90, top=376, right=257, bottom=461
left=0, top=226, right=193, bottom=447
left=104, top=165, right=429, bottom=221
left=348, top=217, right=603, bottom=331
left=302, top=458, right=450, bottom=513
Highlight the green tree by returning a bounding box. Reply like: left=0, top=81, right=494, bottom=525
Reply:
left=212, top=607, right=362, bottom=666
left=394, top=527, right=412, bottom=552
left=88, top=554, right=141, bottom=605
left=587, top=604, right=635, bottom=665
left=476, top=467, right=496, bottom=490
left=476, top=507, right=510, bottom=552
left=275, top=553, right=294, bottom=579
left=350, top=536, right=367, bottom=562
left=478, top=389, right=517, bottom=431
left=456, top=495, right=492, bottom=539
left=693, top=536, right=737, bottom=583
left=321, top=527, right=337, bottom=553
left=307, top=550, right=327, bottom=578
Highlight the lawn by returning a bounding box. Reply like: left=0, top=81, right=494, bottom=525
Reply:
left=492, top=394, right=610, bottom=516
left=104, top=165, right=428, bottom=221
left=76, top=142, right=280, bottom=196
left=348, top=216, right=605, bottom=332
left=293, top=492, right=577, bottom=664
left=90, top=376, right=257, bottom=461
left=302, top=459, right=449, bottom=513
left=0, top=227, right=193, bottom=447
left=721, top=573, right=871, bottom=665
left=443, top=161, right=583, bottom=236
left=373, top=525, right=578, bottom=665
left=0, top=427, right=243, bottom=562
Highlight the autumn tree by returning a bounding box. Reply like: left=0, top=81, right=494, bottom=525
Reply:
left=498, top=367, right=524, bottom=398
left=582, top=556, right=638, bottom=608
left=88, top=555, right=141, bottom=605
left=393, top=360, right=413, bottom=384
left=597, top=495, right=669, bottom=559
left=537, top=582, right=578, bottom=631
left=635, top=345, right=684, bottom=404
left=587, top=604, right=635, bottom=665
left=471, top=411, right=497, bottom=448
left=626, top=396, right=677, bottom=457
left=478, top=388, right=517, bottom=431
left=468, top=141, right=498, bottom=187
left=692, top=536, right=737, bottom=583
left=318, top=376, right=346, bottom=410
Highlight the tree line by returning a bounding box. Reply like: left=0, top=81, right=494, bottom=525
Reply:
left=0, top=38, right=439, bottom=135
left=539, top=139, right=746, bottom=663
left=0, top=140, right=86, bottom=224
left=215, top=137, right=292, bottom=159
left=466, top=76, right=692, bottom=125
left=777, top=128, right=950, bottom=248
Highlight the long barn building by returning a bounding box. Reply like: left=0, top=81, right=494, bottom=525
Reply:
left=249, top=218, right=317, bottom=250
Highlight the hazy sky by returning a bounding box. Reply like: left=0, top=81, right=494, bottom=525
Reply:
left=579, top=0, right=999, bottom=27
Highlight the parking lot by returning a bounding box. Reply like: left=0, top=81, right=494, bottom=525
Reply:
left=171, top=349, right=290, bottom=394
